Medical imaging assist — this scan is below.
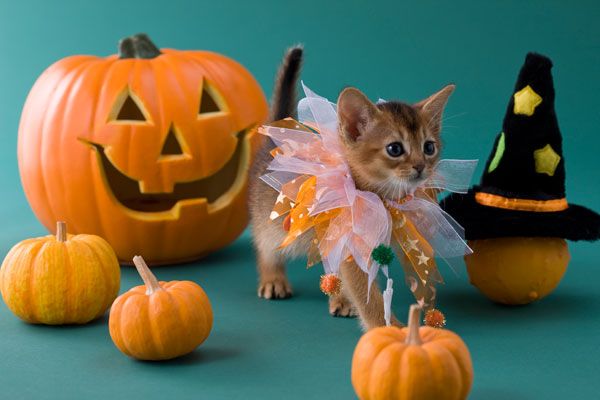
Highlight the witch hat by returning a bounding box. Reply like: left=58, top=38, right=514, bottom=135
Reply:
left=441, top=52, right=600, bottom=241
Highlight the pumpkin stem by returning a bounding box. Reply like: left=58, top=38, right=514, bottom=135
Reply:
left=405, top=304, right=423, bottom=346
left=118, top=33, right=162, bottom=59
left=56, top=221, right=67, bottom=242
left=132, top=255, right=162, bottom=294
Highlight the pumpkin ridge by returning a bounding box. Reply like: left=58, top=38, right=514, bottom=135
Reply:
left=17, top=56, right=86, bottom=230
left=31, top=73, right=77, bottom=228
left=62, top=239, right=77, bottom=322
left=77, top=58, right=117, bottom=236
left=171, top=282, right=213, bottom=331
left=165, top=288, right=194, bottom=357
left=400, top=345, right=434, bottom=399
left=0, top=242, right=20, bottom=306
left=431, top=338, right=473, bottom=398
left=47, top=60, right=97, bottom=228
left=86, top=234, right=120, bottom=305
left=4, top=240, right=43, bottom=322
left=364, top=340, right=404, bottom=399
left=4, top=243, right=29, bottom=320
left=424, top=342, right=463, bottom=399
left=88, top=235, right=121, bottom=298
left=89, top=58, right=123, bottom=241
left=29, top=241, right=54, bottom=323
left=108, top=297, right=130, bottom=357
left=77, top=238, right=113, bottom=319
left=58, top=59, right=102, bottom=202
left=118, top=292, right=148, bottom=356
left=71, top=237, right=109, bottom=322
left=147, top=291, right=174, bottom=359
left=367, top=341, right=404, bottom=400
left=157, top=52, right=197, bottom=121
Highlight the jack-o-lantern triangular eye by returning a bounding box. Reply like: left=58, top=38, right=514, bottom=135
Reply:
left=199, top=88, right=220, bottom=114
left=109, top=89, right=149, bottom=124
left=198, top=82, right=227, bottom=118
left=117, top=95, right=146, bottom=121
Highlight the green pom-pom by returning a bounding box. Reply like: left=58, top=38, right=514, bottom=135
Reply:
left=371, top=244, right=394, bottom=266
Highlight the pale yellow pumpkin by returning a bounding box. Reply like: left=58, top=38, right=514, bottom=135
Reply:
left=466, top=237, right=570, bottom=305
left=0, top=221, right=120, bottom=324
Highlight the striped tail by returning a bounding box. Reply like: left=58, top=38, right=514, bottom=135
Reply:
left=269, top=45, right=304, bottom=121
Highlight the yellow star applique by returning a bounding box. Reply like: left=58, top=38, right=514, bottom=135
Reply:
left=417, top=252, right=430, bottom=266
left=534, top=144, right=561, bottom=176
left=513, top=85, right=542, bottom=116
left=406, top=238, right=419, bottom=252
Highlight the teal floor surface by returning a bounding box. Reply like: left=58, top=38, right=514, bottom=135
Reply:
left=1, top=231, right=599, bottom=399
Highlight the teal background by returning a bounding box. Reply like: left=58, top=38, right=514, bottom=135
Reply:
left=0, top=1, right=599, bottom=399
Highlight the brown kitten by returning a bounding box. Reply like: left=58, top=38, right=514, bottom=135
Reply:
left=249, top=48, right=454, bottom=329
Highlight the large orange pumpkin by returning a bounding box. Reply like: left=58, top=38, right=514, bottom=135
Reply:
left=352, top=305, right=473, bottom=400
left=18, top=33, right=268, bottom=264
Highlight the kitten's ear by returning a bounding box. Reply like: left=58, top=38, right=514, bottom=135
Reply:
left=415, top=84, right=455, bottom=133
left=337, top=87, right=379, bottom=142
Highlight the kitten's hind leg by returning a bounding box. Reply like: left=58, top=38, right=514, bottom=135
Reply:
left=329, top=290, right=357, bottom=318
left=256, top=244, right=293, bottom=300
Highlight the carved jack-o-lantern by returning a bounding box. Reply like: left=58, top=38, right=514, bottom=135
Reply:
left=18, top=34, right=268, bottom=264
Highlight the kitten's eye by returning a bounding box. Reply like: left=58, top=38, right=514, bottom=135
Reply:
left=424, top=141, right=436, bottom=156
left=386, top=142, right=405, bottom=158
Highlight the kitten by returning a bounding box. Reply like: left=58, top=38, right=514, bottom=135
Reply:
left=249, top=47, right=454, bottom=330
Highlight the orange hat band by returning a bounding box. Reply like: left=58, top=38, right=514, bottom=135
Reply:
left=475, top=192, right=569, bottom=212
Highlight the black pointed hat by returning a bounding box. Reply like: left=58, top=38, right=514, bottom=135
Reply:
left=441, top=53, right=600, bottom=241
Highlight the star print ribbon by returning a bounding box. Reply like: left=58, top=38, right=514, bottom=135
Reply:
left=260, top=83, right=477, bottom=310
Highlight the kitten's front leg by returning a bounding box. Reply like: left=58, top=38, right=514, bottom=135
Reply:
left=340, top=259, right=402, bottom=330
left=256, top=248, right=292, bottom=299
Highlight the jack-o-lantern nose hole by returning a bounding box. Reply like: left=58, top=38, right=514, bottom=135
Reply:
left=161, top=126, right=185, bottom=156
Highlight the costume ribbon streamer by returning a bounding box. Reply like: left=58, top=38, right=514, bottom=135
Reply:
left=260, top=83, right=477, bottom=325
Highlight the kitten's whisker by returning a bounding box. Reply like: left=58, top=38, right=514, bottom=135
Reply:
left=441, top=112, right=467, bottom=123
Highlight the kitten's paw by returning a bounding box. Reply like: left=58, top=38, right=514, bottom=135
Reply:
left=329, top=295, right=358, bottom=318
left=258, top=277, right=293, bottom=300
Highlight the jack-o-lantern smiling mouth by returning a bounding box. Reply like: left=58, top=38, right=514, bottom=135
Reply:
left=84, top=130, right=250, bottom=214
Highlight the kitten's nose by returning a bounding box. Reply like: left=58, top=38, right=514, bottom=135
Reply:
left=413, top=163, right=425, bottom=174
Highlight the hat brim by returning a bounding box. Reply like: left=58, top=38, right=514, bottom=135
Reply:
left=441, top=189, right=600, bottom=241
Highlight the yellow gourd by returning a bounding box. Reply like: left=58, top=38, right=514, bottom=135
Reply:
left=0, top=221, right=120, bottom=324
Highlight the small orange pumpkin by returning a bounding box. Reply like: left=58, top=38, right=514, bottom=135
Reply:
left=352, top=305, right=473, bottom=400
left=18, top=33, right=268, bottom=264
left=109, top=255, right=213, bottom=360
left=0, top=221, right=120, bottom=324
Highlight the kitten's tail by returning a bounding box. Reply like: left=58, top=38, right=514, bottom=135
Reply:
left=270, top=45, right=303, bottom=121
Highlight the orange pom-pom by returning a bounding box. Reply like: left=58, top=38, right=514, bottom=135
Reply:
left=320, top=274, right=342, bottom=296
left=424, top=309, right=446, bottom=328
